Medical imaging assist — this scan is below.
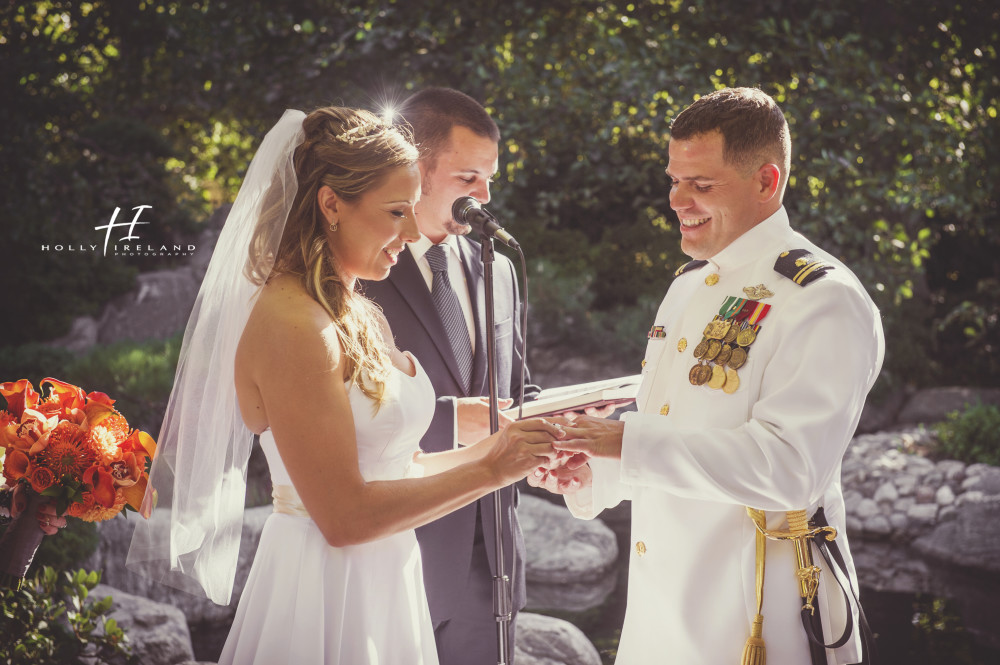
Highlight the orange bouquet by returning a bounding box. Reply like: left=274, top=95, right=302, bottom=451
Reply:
left=0, top=378, right=156, bottom=588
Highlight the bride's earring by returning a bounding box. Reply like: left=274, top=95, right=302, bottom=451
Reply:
left=329, top=219, right=339, bottom=232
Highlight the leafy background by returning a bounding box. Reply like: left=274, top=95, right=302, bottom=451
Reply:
left=2, top=0, right=997, bottom=397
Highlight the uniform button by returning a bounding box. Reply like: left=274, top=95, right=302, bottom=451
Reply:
left=677, top=337, right=687, bottom=352
left=659, top=403, right=670, bottom=416
left=635, top=541, right=647, bottom=557
left=641, top=359, right=646, bottom=368
left=705, top=273, right=720, bottom=286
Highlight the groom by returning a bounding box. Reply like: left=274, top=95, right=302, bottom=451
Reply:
left=361, top=87, right=539, bottom=664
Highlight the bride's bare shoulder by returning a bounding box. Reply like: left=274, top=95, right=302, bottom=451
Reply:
left=241, top=274, right=341, bottom=360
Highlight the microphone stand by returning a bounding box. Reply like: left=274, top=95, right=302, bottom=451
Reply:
left=480, top=235, right=512, bottom=665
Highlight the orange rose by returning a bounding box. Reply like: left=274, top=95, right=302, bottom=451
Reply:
left=83, top=464, right=117, bottom=508
left=29, top=466, right=56, bottom=493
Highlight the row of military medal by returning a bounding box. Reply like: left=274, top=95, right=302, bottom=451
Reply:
left=688, top=297, right=772, bottom=394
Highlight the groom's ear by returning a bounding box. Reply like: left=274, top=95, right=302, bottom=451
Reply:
left=317, top=185, right=342, bottom=225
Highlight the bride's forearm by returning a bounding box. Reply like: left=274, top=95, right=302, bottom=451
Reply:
left=319, top=458, right=504, bottom=547
left=412, top=431, right=499, bottom=476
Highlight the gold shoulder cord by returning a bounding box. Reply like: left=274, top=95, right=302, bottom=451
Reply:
left=742, top=508, right=838, bottom=665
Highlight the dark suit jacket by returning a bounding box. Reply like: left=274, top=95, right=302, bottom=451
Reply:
left=360, top=235, right=540, bottom=623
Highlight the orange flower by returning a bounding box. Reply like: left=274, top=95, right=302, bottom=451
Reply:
left=85, top=391, right=116, bottom=408
left=40, top=378, right=86, bottom=415
left=38, top=422, right=95, bottom=480
left=3, top=449, right=30, bottom=482
left=66, top=489, right=128, bottom=522
left=4, top=408, right=58, bottom=455
left=29, top=466, right=56, bottom=493
left=120, top=429, right=157, bottom=459
left=0, top=380, right=40, bottom=418
left=108, top=452, right=142, bottom=487
left=121, top=474, right=154, bottom=518
left=83, top=464, right=117, bottom=508
left=84, top=414, right=130, bottom=464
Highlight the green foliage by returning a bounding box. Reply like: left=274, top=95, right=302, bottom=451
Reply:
left=908, top=594, right=985, bottom=665
left=0, top=345, right=74, bottom=388
left=0, top=334, right=181, bottom=435
left=528, top=258, right=659, bottom=364
left=2, top=0, right=998, bottom=390
left=0, top=333, right=183, bottom=438
left=58, top=334, right=182, bottom=434
left=0, top=567, right=136, bottom=665
left=934, top=402, right=1000, bottom=466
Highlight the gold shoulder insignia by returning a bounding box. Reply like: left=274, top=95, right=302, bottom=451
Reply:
left=674, top=259, right=709, bottom=277
left=774, top=249, right=833, bottom=286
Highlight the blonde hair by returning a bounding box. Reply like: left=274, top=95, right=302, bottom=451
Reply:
left=247, top=107, right=418, bottom=404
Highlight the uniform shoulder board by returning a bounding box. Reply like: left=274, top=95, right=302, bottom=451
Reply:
left=674, top=259, right=708, bottom=277
left=774, top=249, right=834, bottom=286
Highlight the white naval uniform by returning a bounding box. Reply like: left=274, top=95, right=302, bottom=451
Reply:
left=568, top=207, right=884, bottom=664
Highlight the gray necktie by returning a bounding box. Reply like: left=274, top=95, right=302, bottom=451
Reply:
left=425, top=244, right=474, bottom=392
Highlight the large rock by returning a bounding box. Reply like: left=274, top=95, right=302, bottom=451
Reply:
left=520, top=494, right=618, bottom=612
left=92, top=583, right=194, bottom=665
left=895, top=386, right=1000, bottom=426
left=856, top=388, right=909, bottom=434
left=913, top=496, right=1000, bottom=574
left=96, top=267, right=201, bottom=344
left=514, top=612, right=602, bottom=665
left=84, top=505, right=272, bottom=625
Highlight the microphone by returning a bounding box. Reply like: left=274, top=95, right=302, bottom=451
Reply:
left=452, top=197, right=520, bottom=250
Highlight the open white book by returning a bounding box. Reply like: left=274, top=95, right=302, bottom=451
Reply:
left=505, top=374, right=642, bottom=419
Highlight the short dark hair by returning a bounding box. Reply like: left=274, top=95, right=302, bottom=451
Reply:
left=396, top=87, right=500, bottom=169
left=670, top=87, right=791, bottom=182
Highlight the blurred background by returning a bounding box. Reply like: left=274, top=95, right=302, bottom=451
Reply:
left=1, top=1, right=998, bottom=663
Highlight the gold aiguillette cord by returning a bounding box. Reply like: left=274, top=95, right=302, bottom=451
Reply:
left=742, top=507, right=767, bottom=665
left=743, top=508, right=838, bottom=665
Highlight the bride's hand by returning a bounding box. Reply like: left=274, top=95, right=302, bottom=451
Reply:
left=484, top=418, right=565, bottom=487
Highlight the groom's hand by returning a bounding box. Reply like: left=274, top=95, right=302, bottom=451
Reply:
left=552, top=415, right=625, bottom=459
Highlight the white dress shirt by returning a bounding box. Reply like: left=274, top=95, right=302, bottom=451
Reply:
left=408, top=234, right=476, bottom=354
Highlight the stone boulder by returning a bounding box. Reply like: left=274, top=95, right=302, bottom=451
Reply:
left=96, top=267, right=202, bottom=345
left=895, top=386, right=1000, bottom=427
left=92, top=583, right=194, bottom=665
left=520, top=494, right=618, bottom=612
left=913, top=494, right=1000, bottom=574
left=84, top=505, right=272, bottom=625
left=46, top=204, right=227, bottom=353
left=514, top=612, right=602, bottom=665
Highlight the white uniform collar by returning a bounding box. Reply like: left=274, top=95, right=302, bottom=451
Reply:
left=706, top=207, right=790, bottom=272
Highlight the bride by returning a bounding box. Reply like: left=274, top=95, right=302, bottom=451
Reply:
left=127, top=107, right=560, bottom=664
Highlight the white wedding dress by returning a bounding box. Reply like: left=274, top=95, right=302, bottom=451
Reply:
left=219, top=353, right=440, bottom=665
